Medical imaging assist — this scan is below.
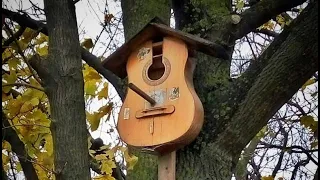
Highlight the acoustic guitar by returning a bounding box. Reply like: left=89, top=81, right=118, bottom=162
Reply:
left=117, top=36, right=204, bottom=154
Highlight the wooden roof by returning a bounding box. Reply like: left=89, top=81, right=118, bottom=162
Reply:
left=102, top=17, right=229, bottom=79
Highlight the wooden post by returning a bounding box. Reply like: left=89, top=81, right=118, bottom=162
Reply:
left=158, top=151, right=176, bottom=180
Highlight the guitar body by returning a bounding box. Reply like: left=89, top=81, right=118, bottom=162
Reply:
left=117, top=36, right=204, bottom=154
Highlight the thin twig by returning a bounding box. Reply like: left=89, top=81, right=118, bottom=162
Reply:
left=245, top=35, right=257, bottom=60
left=2, top=82, right=44, bottom=92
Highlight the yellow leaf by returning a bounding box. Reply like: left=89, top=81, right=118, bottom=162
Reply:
left=2, top=92, right=13, bottom=102
left=2, top=153, right=10, bottom=165
left=36, top=45, right=48, bottom=56
left=87, top=112, right=101, bottom=131
left=30, top=97, right=40, bottom=106
left=93, top=174, right=115, bottom=180
left=25, top=143, right=37, bottom=158
left=95, top=154, right=107, bottom=161
left=98, top=103, right=113, bottom=117
left=8, top=57, right=20, bottom=70
left=2, top=141, right=12, bottom=151
left=2, top=48, right=13, bottom=60
left=301, top=79, right=316, bottom=90
left=35, top=33, right=49, bottom=45
left=85, top=81, right=97, bottom=96
left=7, top=99, right=23, bottom=117
left=105, top=148, right=115, bottom=159
left=89, top=150, right=96, bottom=157
left=236, top=0, right=244, bottom=10
left=97, top=83, right=108, bottom=100
left=101, top=159, right=116, bottom=175
left=126, top=154, right=138, bottom=170
left=311, top=141, right=318, bottom=149
left=122, top=147, right=138, bottom=170
left=300, top=115, right=316, bottom=128
left=3, top=70, right=17, bottom=84
left=87, top=70, right=101, bottom=80
left=20, top=101, right=33, bottom=113
left=261, top=175, right=274, bottom=180
left=276, top=15, right=285, bottom=28
left=16, top=162, right=22, bottom=172
left=81, top=38, right=94, bottom=49
left=22, top=27, right=38, bottom=43
left=44, top=134, right=53, bottom=156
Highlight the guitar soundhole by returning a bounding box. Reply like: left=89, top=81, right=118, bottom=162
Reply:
left=147, top=38, right=165, bottom=80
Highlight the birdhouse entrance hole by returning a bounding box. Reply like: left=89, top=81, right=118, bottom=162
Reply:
left=147, top=38, right=165, bottom=80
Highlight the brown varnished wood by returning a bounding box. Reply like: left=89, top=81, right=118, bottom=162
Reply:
left=117, top=36, right=204, bottom=154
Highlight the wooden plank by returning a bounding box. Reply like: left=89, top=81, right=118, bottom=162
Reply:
left=158, top=151, right=176, bottom=180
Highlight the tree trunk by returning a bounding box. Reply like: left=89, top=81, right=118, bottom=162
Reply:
left=121, top=0, right=318, bottom=179
left=40, top=0, right=90, bottom=179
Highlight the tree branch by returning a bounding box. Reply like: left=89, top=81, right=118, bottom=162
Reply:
left=259, top=142, right=318, bottom=165
left=1, top=26, right=26, bottom=54
left=217, top=1, right=318, bottom=156
left=1, top=8, right=125, bottom=100
left=2, top=82, right=44, bottom=92
left=2, top=111, right=39, bottom=180
left=229, top=0, right=306, bottom=41
left=3, top=22, right=42, bottom=84
left=290, top=158, right=310, bottom=180
left=253, top=29, right=279, bottom=37
left=272, top=126, right=288, bottom=177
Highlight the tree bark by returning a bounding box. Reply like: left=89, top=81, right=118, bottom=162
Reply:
left=41, top=0, right=90, bottom=179
left=122, top=0, right=318, bottom=179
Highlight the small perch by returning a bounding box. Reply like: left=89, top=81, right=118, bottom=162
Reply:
left=128, top=83, right=156, bottom=105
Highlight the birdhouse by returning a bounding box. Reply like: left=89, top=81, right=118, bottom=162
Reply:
left=102, top=17, right=228, bottom=155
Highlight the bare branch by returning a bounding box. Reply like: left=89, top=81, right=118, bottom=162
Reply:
left=229, top=0, right=306, bottom=41
left=290, top=158, right=310, bottom=180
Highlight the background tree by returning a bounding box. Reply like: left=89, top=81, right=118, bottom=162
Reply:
left=2, top=0, right=318, bottom=180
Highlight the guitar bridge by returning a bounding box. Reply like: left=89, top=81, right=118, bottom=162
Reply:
left=135, top=105, right=175, bottom=119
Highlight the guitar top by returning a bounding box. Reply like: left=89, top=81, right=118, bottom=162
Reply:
left=117, top=36, right=204, bottom=154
